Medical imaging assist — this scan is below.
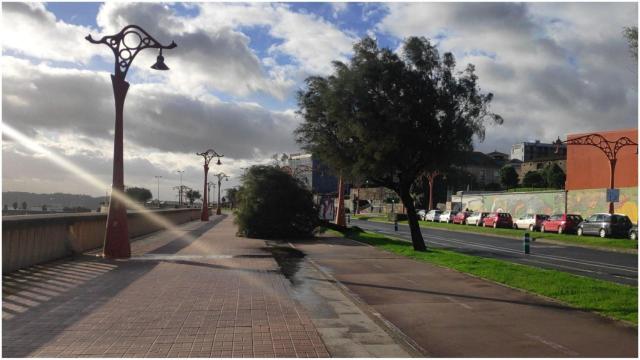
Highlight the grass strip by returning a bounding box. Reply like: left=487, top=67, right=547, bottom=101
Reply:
left=330, top=226, right=638, bottom=325
left=352, top=214, right=637, bottom=250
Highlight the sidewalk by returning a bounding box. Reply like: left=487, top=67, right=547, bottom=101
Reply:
left=2, top=215, right=410, bottom=358
left=291, top=234, right=638, bottom=357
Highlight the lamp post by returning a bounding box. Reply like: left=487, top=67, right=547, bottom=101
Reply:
left=554, top=134, right=638, bottom=214
left=86, top=25, right=176, bottom=259
left=213, top=172, right=229, bottom=215
left=207, top=181, right=216, bottom=207
left=196, top=149, right=223, bottom=221
left=154, top=175, right=162, bottom=208
left=176, top=170, right=184, bottom=206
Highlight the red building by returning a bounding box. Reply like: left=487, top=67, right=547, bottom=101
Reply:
left=565, top=128, right=638, bottom=190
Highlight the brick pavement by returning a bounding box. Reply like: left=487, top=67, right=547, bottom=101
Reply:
left=3, top=215, right=331, bottom=358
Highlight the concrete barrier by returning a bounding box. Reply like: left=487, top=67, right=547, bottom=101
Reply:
left=2, top=208, right=204, bottom=273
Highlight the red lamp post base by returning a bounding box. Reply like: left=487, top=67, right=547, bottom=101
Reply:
left=103, top=195, right=130, bottom=258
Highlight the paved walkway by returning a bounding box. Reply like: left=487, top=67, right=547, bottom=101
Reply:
left=291, top=234, right=638, bottom=357
left=2, top=216, right=411, bottom=358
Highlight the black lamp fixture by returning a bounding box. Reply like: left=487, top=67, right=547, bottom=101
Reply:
left=151, top=49, right=170, bottom=70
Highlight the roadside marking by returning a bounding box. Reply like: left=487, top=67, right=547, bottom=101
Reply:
left=444, top=296, right=473, bottom=310
left=524, top=333, right=579, bottom=356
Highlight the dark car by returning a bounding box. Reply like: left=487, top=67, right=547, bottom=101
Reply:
left=452, top=211, right=471, bottom=225
left=541, top=214, right=583, bottom=234
left=482, top=212, right=513, bottom=228
left=629, top=225, right=637, bottom=240
left=577, top=213, right=633, bottom=238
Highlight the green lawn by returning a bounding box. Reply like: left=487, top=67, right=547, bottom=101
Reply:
left=351, top=214, right=637, bottom=250
left=330, top=227, right=638, bottom=325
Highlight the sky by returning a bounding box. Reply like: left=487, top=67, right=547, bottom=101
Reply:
left=2, top=2, right=638, bottom=199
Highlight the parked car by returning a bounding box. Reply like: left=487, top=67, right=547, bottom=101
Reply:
left=482, top=212, right=513, bottom=228
left=541, top=214, right=583, bottom=234
left=629, top=225, right=637, bottom=240
left=452, top=211, right=471, bottom=225
left=466, top=212, right=490, bottom=226
left=513, top=214, right=550, bottom=231
left=423, top=209, right=442, bottom=222
left=439, top=210, right=458, bottom=223
left=577, top=213, right=633, bottom=238
left=417, top=209, right=427, bottom=220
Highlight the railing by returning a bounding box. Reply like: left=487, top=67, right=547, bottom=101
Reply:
left=2, top=208, right=206, bottom=273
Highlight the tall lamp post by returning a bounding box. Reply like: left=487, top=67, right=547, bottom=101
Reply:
left=154, top=175, right=162, bottom=207
left=86, top=25, right=176, bottom=259
left=554, top=134, right=637, bottom=214
left=213, top=172, right=229, bottom=215
left=196, top=149, right=223, bottom=221
left=207, top=181, right=216, bottom=207
left=176, top=170, right=184, bottom=206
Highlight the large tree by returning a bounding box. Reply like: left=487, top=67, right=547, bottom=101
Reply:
left=295, top=37, right=502, bottom=251
left=522, top=171, right=547, bottom=188
left=499, top=165, right=519, bottom=189
left=185, top=189, right=201, bottom=206
left=542, top=163, right=566, bottom=189
left=623, top=26, right=638, bottom=63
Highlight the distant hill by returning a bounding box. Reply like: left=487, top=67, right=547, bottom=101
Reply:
left=2, top=192, right=107, bottom=210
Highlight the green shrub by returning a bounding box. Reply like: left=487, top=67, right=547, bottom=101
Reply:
left=235, top=165, right=318, bottom=238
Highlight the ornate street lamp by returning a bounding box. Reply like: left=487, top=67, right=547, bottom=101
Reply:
left=197, top=149, right=223, bottom=221
left=176, top=170, right=184, bottom=206
left=554, top=134, right=637, bottom=214
left=86, top=25, right=176, bottom=259
left=213, top=172, right=230, bottom=215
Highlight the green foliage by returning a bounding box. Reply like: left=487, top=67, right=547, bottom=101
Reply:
left=21, top=201, right=27, bottom=210
left=125, top=186, right=153, bottom=203
left=499, top=165, right=519, bottom=189
left=542, top=163, right=566, bottom=189
left=12, top=202, right=18, bottom=210
left=185, top=189, right=201, bottom=206
left=623, top=26, right=638, bottom=62
left=225, top=188, right=239, bottom=208
left=522, top=170, right=547, bottom=188
left=334, top=228, right=637, bottom=324
left=295, top=36, right=502, bottom=250
left=235, top=165, right=318, bottom=239
left=483, top=182, right=502, bottom=191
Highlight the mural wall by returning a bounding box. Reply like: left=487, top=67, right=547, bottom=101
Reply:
left=452, top=187, right=638, bottom=223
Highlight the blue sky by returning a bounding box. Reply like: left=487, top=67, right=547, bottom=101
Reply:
left=2, top=2, right=637, bottom=196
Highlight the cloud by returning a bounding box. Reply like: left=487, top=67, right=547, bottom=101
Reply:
left=377, top=2, right=638, bottom=153
left=2, top=56, right=302, bottom=161
left=2, top=2, right=96, bottom=64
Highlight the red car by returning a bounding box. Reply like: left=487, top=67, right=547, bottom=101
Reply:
left=452, top=211, right=471, bottom=225
left=482, top=212, right=513, bottom=228
left=541, top=214, right=584, bottom=234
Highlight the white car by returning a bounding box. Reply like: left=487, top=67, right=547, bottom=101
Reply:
left=417, top=209, right=427, bottom=220
left=466, top=212, right=490, bottom=226
left=424, top=210, right=442, bottom=222
left=513, top=214, right=550, bottom=231
left=439, top=211, right=458, bottom=223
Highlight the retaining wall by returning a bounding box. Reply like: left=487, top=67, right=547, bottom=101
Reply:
left=2, top=208, right=204, bottom=273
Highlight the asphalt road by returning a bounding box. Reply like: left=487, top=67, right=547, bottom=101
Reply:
left=350, top=219, right=638, bottom=286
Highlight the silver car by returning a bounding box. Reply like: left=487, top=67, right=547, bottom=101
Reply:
left=466, top=211, right=490, bottom=226
left=424, top=210, right=442, bottom=222
left=439, top=210, right=458, bottom=223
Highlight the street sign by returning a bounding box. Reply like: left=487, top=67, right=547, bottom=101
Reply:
left=606, top=188, right=620, bottom=203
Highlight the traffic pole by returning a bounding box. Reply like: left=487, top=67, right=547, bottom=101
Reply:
left=524, top=232, right=530, bottom=254
left=394, top=219, right=398, bottom=231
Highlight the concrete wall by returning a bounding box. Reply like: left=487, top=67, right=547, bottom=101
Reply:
left=2, top=208, right=203, bottom=273
left=452, top=187, right=638, bottom=223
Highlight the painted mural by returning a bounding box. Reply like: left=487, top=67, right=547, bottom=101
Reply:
left=452, top=187, right=638, bottom=223
left=568, top=187, right=638, bottom=223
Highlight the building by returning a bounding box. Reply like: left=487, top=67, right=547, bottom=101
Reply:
left=287, top=153, right=339, bottom=194
left=510, top=140, right=567, bottom=162
left=519, top=155, right=567, bottom=180
left=463, top=152, right=501, bottom=186
left=486, top=151, right=509, bottom=166
left=566, top=129, right=637, bottom=190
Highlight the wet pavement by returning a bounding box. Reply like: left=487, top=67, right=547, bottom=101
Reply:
left=2, top=215, right=412, bottom=358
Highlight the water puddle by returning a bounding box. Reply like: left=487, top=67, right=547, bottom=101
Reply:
left=263, top=245, right=306, bottom=285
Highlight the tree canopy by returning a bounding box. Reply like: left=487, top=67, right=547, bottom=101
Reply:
left=186, top=189, right=201, bottom=206
left=522, top=171, right=547, bottom=188
left=542, top=163, right=566, bottom=189
left=295, top=36, right=502, bottom=250
left=125, top=186, right=153, bottom=203
left=235, top=165, right=318, bottom=239
left=499, top=166, right=519, bottom=189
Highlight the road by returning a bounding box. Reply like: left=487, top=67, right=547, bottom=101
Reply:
left=350, top=219, right=638, bottom=286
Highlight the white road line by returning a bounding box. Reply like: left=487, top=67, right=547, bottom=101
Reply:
left=444, top=296, right=473, bottom=310
left=524, top=333, right=579, bottom=356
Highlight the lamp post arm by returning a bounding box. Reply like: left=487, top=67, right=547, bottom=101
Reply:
left=86, top=25, right=177, bottom=80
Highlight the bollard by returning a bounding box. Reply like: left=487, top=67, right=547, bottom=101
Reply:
left=394, top=220, right=398, bottom=231
left=524, top=232, right=530, bottom=254
left=347, top=214, right=351, bottom=224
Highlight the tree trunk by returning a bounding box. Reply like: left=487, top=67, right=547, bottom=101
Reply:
left=398, top=185, right=427, bottom=251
